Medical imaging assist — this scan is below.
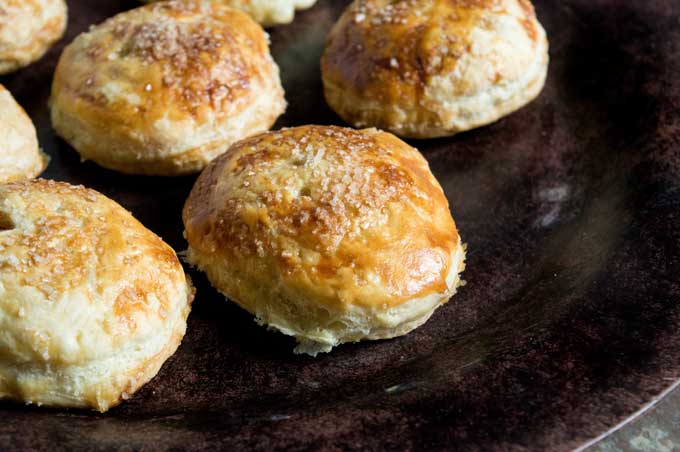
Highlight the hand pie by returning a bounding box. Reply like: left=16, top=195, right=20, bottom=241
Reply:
left=0, top=85, right=48, bottom=183
left=183, top=125, right=465, bottom=355
left=0, top=180, right=194, bottom=412
left=321, top=0, right=549, bottom=138
left=50, top=1, right=286, bottom=176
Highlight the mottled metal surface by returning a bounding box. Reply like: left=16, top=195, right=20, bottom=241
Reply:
left=591, top=382, right=680, bottom=451
left=1, top=0, right=679, bottom=450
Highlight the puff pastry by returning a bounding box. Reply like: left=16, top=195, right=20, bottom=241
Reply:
left=321, top=0, right=549, bottom=138
left=0, top=0, right=67, bottom=75
left=0, top=179, right=194, bottom=412
left=0, top=85, right=48, bottom=183
left=183, top=125, right=465, bottom=355
left=50, top=1, right=286, bottom=176
left=140, top=0, right=318, bottom=27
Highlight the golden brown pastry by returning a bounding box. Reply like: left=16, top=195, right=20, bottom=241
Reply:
left=50, top=1, right=286, bottom=176
left=183, top=125, right=465, bottom=355
left=139, top=0, right=318, bottom=27
left=0, top=179, right=194, bottom=412
left=0, top=0, right=67, bottom=75
left=0, top=84, right=48, bottom=183
left=321, top=0, right=549, bottom=138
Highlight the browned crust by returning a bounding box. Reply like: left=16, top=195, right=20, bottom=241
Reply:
left=0, top=179, right=190, bottom=360
left=53, top=1, right=272, bottom=122
left=183, top=125, right=460, bottom=309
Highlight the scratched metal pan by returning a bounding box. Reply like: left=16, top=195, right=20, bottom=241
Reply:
left=1, top=1, right=679, bottom=450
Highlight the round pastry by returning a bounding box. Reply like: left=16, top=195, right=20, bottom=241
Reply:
left=49, top=1, right=286, bottom=176
left=0, top=85, right=49, bottom=183
left=140, top=0, right=318, bottom=27
left=183, top=125, right=465, bottom=355
left=321, top=0, right=549, bottom=139
left=0, top=0, right=68, bottom=75
left=0, top=179, right=194, bottom=412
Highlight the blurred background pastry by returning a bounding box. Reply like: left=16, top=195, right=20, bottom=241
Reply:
left=50, top=1, right=286, bottom=176
left=139, top=0, right=318, bottom=27
left=321, top=0, right=549, bottom=138
left=0, top=84, right=48, bottom=183
left=0, top=0, right=67, bottom=75
left=183, top=125, right=465, bottom=355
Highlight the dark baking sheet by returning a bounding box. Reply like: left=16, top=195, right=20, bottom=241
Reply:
left=1, top=1, right=679, bottom=450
